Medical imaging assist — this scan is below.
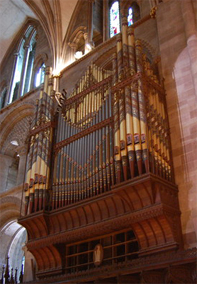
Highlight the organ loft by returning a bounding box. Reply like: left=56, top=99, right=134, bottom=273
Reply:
left=18, top=14, right=196, bottom=284
left=0, top=0, right=195, bottom=283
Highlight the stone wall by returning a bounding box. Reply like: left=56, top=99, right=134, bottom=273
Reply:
left=156, top=0, right=197, bottom=248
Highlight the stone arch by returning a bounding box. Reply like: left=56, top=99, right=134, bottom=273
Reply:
left=67, top=26, right=87, bottom=61
left=0, top=194, right=28, bottom=282
left=0, top=104, right=34, bottom=155
left=0, top=104, right=34, bottom=192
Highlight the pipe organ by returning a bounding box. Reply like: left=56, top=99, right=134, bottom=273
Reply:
left=18, top=8, right=194, bottom=284
left=23, top=27, right=173, bottom=215
left=53, top=65, right=113, bottom=208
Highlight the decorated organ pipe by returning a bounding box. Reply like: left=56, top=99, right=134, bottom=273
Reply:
left=23, top=26, right=174, bottom=215
left=24, top=66, right=55, bottom=215
left=135, top=40, right=149, bottom=173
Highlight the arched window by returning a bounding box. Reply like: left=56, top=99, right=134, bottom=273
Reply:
left=110, top=1, right=120, bottom=38
left=24, top=33, right=37, bottom=94
left=10, top=39, right=25, bottom=103
left=35, top=63, right=45, bottom=87
left=127, top=2, right=140, bottom=25
left=9, top=26, right=37, bottom=104
left=127, top=7, right=133, bottom=26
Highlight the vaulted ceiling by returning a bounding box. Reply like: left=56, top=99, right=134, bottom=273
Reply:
left=0, top=0, right=78, bottom=70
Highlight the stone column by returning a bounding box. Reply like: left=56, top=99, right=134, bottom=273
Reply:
left=68, top=42, right=78, bottom=62
left=86, top=0, right=94, bottom=53
left=103, top=0, right=109, bottom=41
left=22, top=245, right=36, bottom=282
left=16, top=145, right=28, bottom=186
left=18, top=43, right=30, bottom=98
left=6, top=52, right=19, bottom=105
left=181, top=0, right=197, bottom=96
left=0, top=154, right=14, bottom=193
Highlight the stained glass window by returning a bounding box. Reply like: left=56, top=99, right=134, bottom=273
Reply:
left=110, top=1, right=120, bottom=38
left=128, top=7, right=133, bottom=26
left=35, top=63, right=45, bottom=87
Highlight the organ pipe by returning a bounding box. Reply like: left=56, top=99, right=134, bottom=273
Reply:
left=23, top=28, right=173, bottom=215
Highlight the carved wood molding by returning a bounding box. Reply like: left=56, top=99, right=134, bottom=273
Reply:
left=23, top=202, right=179, bottom=251
left=23, top=249, right=196, bottom=283
left=30, top=121, right=56, bottom=136
left=18, top=173, right=185, bottom=279
left=19, top=174, right=181, bottom=249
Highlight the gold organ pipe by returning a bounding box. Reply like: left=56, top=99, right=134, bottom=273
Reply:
left=125, top=85, right=135, bottom=178
left=119, top=88, right=128, bottom=181
left=135, top=39, right=148, bottom=175
left=127, top=27, right=135, bottom=75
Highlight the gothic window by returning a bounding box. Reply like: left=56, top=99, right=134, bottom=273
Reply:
left=127, top=7, right=133, bottom=26
left=10, top=38, right=25, bottom=103
left=110, top=1, right=120, bottom=38
left=9, top=26, right=37, bottom=104
left=24, top=33, right=37, bottom=94
left=35, top=63, right=45, bottom=87
left=127, top=2, right=140, bottom=25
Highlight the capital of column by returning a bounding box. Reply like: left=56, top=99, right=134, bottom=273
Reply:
left=121, top=16, right=128, bottom=26
left=24, top=43, right=30, bottom=50
left=45, top=66, right=52, bottom=76
left=68, top=42, right=78, bottom=51
left=16, top=145, right=28, bottom=156
left=84, top=32, right=88, bottom=41
left=13, top=52, right=20, bottom=57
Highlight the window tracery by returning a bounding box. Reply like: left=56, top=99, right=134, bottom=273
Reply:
left=8, top=26, right=37, bottom=104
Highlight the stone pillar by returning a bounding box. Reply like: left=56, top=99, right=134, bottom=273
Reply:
left=16, top=145, right=28, bottom=186
left=6, top=52, right=19, bottom=105
left=22, top=245, right=36, bottom=282
left=181, top=0, right=197, bottom=96
left=0, top=154, right=14, bottom=193
left=69, top=42, right=78, bottom=62
left=103, top=0, right=109, bottom=41
left=18, top=43, right=30, bottom=98
left=87, top=0, right=94, bottom=46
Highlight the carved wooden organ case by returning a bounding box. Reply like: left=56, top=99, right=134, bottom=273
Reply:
left=19, top=24, right=184, bottom=282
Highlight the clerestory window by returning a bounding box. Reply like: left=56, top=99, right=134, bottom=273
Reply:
left=128, top=7, right=133, bottom=26
left=127, top=2, right=140, bottom=25
left=9, top=26, right=37, bottom=104
left=35, top=63, right=45, bottom=87
left=109, top=1, right=140, bottom=38
left=110, top=1, right=120, bottom=38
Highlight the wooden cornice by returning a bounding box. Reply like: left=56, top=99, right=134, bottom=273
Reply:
left=23, top=248, right=197, bottom=283
left=19, top=173, right=181, bottom=250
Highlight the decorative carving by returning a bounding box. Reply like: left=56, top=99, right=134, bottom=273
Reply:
left=54, top=90, right=67, bottom=108
left=141, top=270, right=165, bottom=283
left=165, top=264, right=195, bottom=284
left=150, top=6, right=157, bottom=18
